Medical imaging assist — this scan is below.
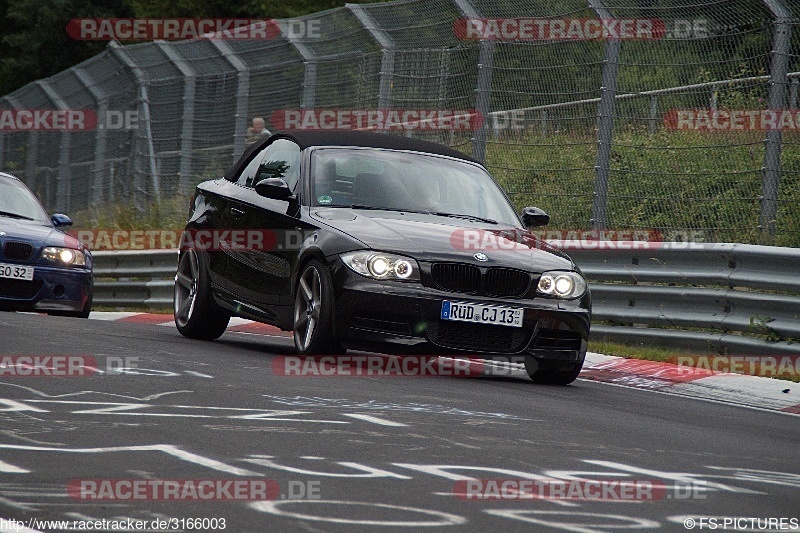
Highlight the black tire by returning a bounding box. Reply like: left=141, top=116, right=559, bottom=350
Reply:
left=524, top=354, right=584, bottom=385
left=174, top=250, right=230, bottom=340
left=293, top=259, right=344, bottom=355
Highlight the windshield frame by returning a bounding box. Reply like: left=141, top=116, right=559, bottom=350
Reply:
left=307, top=146, right=523, bottom=228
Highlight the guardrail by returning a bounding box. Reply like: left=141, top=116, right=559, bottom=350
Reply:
left=92, top=250, right=177, bottom=308
left=568, top=243, right=800, bottom=355
left=92, top=244, right=800, bottom=355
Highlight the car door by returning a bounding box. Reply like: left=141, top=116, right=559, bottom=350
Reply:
left=223, top=138, right=303, bottom=308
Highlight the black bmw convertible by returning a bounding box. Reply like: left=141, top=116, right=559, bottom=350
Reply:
left=174, top=131, right=590, bottom=384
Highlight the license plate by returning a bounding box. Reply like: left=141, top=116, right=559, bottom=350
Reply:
left=0, top=263, right=34, bottom=281
left=441, top=300, right=523, bottom=328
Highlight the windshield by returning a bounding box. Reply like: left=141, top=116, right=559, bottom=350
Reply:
left=0, top=176, right=50, bottom=223
left=310, top=147, right=521, bottom=227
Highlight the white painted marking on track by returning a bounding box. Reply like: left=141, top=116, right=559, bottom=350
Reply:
left=582, top=460, right=764, bottom=494
left=0, top=430, right=63, bottom=446
left=342, top=413, right=408, bottom=426
left=86, top=312, right=140, bottom=321
left=248, top=500, right=466, bottom=526
left=0, top=459, right=28, bottom=474
left=184, top=370, right=213, bottom=378
left=393, top=463, right=556, bottom=482
left=0, top=496, right=38, bottom=511
left=431, top=492, right=580, bottom=507
left=0, top=382, right=192, bottom=401
left=0, top=399, right=47, bottom=413
left=433, top=436, right=481, bottom=450
left=0, top=444, right=261, bottom=476
left=18, top=399, right=351, bottom=424
left=484, top=510, right=660, bottom=531
left=226, top=317, right=255, bottom=327
left=241, top=457, right=412, bottom=479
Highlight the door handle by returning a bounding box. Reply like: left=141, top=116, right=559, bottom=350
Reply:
left=230, top=207, right=245, bottom=219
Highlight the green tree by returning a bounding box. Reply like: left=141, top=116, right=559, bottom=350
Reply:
left=0, top=0, right=382, bottom=96
left=129, top=0, right=350, bottom=19
left=0, top=0, right=134, bottom=96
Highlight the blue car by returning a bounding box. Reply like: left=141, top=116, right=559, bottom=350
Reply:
left=0, top=172, right=92, bottom=317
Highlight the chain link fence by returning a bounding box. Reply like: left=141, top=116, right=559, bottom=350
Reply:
left=1, top=0, right=799, bottom=246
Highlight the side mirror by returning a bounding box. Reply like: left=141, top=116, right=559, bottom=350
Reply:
left=521, top=206, right=549, bottom=228
left=255, top=178, right=294, bottom=201
left=51, top=213, right=73, bottom=227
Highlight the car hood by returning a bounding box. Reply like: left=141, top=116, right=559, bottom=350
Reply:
left=312, top=209, right=574, bottom=272
left=0, top=218, right=80, bottom=249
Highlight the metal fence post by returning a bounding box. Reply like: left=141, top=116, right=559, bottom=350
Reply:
left=109, top=42, right=160, bottom=211
left=74, top=68, right=108, bottom=208
left=36, top=80, right=72, bottom=214
left=587, top=0, right=620, bottom=231
left=475, top=41, right=494, bottom=163
left=209, top=40, right=250, bottom=163
left=285, top=29, right=317, bottom=110
left=157, top=41, right=196, bottom=195
left=760, top=0, right=792, bottom=244
left=453, top=0, right=491, bottom=163
left=648, top=95, right=658, bottom=134
left=348, top=4, right=395, bottom=112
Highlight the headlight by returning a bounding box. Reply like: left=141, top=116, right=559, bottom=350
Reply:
left=340, top=251, right=420, bottom=281
left=536, top=271, right=586, bottom=299
left=42, top=246, right=86, bottom=266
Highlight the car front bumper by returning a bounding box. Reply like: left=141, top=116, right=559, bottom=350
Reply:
left=0, top=265, right=93, bottom=313
left=329, top=259, right=590, bottom=364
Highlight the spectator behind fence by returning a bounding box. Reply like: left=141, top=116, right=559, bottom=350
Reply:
left=247, top=117, right=271, bottom=143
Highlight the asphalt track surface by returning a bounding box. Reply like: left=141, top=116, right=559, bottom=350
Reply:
left=0, top=311, right=797, bottom=532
